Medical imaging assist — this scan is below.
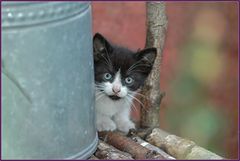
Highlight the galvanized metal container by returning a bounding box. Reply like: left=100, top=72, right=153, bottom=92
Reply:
left=1, top=2, right=97, bottom=159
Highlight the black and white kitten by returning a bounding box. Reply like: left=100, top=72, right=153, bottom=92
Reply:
left=93, top=33, right=156, bottom=133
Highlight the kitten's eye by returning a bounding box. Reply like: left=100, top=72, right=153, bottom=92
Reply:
left=125, top=77, right=134, bottom=85
left=103, top=73, right=112, bottom=80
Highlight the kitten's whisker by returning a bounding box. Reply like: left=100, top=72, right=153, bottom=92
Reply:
left=96, top=93, right=105, bottom=101
left=127, top=60, right=142, bottom=73
left=128, top=64, right=151, bottom=73
left=127, top=93, right=145, bottom=108
left=95, top=84, right=105, bottom=89
left=132, top=104, right=138, bottom=113
left=103, top=47, right=113, bottom=70
left=95, top=88, right=104, bottom=90
left=124, top=97, right=131, bottom=106
left=95, top=93, right=104, bottom=96
left=127, top=63, right=151, bottom=74
left=95, top=85, right=105, bottom=89
left=95, top=90, right=105, bottom=95
left=96, top=46, right=112, bottom=69
left=132, top=64, right=151, bottom=68
left=95, top=90, right=105, bottom=97
left=130, top=101, right=138, bottom=113
left=101, top=55, right=112, bottom=70
left=95, top=85, right=104, bottom=88
left=128, top=70, right=147, bottom=74
left=128, top=91, right=142, bottom=98
left=132, top=93, right=150, bottom=101
left=127, top=94, right=148, bottom=111
left=130, top=92, right=146, bottom=98
left=128, top=92, right=151, bottom=108
left=95, top=88, right=104, bottom=92
left=95, top=83, right=105, bottom=86
left=125, top=96, right=138, bottom=113
left=128, top=58, right=151, bottom=71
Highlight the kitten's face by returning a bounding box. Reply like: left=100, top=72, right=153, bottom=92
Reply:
left=93, top=33, right=156, bottom=101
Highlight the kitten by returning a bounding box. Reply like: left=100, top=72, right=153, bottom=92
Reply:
left=93, top=33, right=156, bottom=133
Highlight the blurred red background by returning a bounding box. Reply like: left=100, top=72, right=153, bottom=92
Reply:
left=92, top=2, right=238, bottom=159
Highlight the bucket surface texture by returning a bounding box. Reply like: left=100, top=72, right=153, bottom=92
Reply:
left=2, top=2, right=97, bottom=159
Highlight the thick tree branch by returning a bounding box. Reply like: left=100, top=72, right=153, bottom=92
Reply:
left=130, top=136, right=176, bottom=160
left=145, top=128, right=224, bottom=159
left=140, top=2, right=168, bottom=128
left=98, top=131, right=166, bottom=159
left=94, top=140, right=133, bottom=159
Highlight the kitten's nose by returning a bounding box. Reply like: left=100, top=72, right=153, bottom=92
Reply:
left=112, top=85, right=121, bottom=94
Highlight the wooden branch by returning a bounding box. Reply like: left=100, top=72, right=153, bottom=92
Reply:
left=140, top=2, right=168, bottom=128
left=95, top=140, right=133, bottom=160
left=98, top=131, right=166, bottom=160
left=145, top=128, right=224, bottom=159
left=131, top=136, right=176, bottom=160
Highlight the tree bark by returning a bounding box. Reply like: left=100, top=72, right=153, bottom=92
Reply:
left=130, top=136, right=176, bottom=160
left=98, top=131, right=166, bottom=159
left=95, top=140, right=133, bottom=160
left=140, top=2, right=168, bottom=128
left=145, top=128, right=224, bottom=159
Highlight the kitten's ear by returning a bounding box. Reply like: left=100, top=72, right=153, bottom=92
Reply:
left=136, top=48, right=157, bottom=65
left=93, top=33, right=112, bottom=61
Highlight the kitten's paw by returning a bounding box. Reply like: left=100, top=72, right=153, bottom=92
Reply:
left=97, top=119, right=117, bottom=132
left=116, top=120, right=135, bottom=133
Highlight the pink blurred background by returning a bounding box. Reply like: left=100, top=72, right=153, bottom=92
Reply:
left=92, top=2, right=238, bottom=159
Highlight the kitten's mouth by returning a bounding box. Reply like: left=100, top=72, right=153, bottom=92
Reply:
left=108, top=95, right=121, bottom=100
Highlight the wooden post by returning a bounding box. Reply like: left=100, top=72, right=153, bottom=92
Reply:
left=140, top=2, right=168, bottom=128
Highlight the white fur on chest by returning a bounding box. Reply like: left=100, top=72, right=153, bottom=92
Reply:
left=95, top=94, right=130, bottom=116
left=95, top=90, right=135, bottom=133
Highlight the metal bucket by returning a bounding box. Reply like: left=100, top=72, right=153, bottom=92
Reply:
left=1, top=2, right=97, bottom=159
